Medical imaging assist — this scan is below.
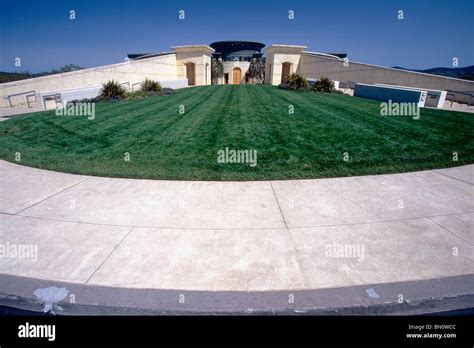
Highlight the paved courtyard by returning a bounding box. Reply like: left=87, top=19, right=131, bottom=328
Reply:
left=0, top=160, right=472, bottom=313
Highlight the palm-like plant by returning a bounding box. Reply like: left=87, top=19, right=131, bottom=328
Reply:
left=99, top=80, right=127, bottom=99
left=141, top=78, right=162, bottom=92
left=313, top=76, right=335, bottom=93
left=286, top=73, right=308, bottom=90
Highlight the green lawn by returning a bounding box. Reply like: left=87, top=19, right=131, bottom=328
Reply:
left=0, top=85, right=472, bottom=180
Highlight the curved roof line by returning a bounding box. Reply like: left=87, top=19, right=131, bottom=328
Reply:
left=210, top=40, right=265, bottom=46
left=127, top=52, right=174, bottom=60
left=302, top=51, right=344, bottom=60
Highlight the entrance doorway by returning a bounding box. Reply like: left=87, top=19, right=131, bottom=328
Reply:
left=281, top=62, right=292, bottom=84
left=232, top=68, right=241, bottom=85
left=186, top=63, right=195, bottom=86
left=224, top=73, right=229, bottom=84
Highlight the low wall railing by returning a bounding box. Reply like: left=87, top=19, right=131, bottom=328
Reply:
left=6, top=90, right=37, bottom=108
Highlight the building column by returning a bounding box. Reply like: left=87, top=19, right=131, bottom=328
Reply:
left=264, top=45, right=307, bottom=85
left=173, top=45, right=215, bottom=86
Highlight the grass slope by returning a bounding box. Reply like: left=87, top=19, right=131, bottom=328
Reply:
left=0, top=85, right=472, bottom=180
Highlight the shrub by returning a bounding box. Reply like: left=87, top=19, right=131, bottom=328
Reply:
left=68, top=97, right=100, bottom=105
left=313, top=76, right=335, bottom=93
left=124, top=88, right=175, bottom=101
left=141, top=78, right=162, bottom=92
left=124, top=90, right=149, bottom=100
left=99, top=80, right=127, bottom=99
left=160, top=87, right=175, bottom=96
left=286, top=73, right=308, bottom=90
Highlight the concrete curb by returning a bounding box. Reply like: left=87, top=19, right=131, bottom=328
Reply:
left=1, top=273, right=473, bottom=315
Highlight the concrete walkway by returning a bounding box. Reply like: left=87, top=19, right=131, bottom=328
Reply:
left=0, top=160, right=473, bottom=313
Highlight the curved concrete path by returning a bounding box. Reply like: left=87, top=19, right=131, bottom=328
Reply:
left=0, top=160, right=473, bottom=313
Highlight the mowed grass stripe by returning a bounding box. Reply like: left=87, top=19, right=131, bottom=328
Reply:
left=0, top=85, right=472, bottom=180
left=266, top=86, right=463, bottom=161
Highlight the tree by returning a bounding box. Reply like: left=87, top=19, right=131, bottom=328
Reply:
left=248, top=57, right=265, bottom=84
left=211, top=58, right=224, bottom=84
left=51, top=64, right=84, bottom=73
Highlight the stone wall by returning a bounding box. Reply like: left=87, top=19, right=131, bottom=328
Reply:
left=298, top=52, right=474, bottom=103
left=1, top=45, right=215, bottom=109
left=0, top=53, right=179, bottom=108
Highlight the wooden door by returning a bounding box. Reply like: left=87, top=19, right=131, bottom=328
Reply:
left=281, top=62, right=291, bottom=84
left=232, top=68, right=241, bottom=85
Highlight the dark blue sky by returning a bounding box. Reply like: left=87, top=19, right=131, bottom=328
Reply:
left=1, top=0, right=473, bottom=72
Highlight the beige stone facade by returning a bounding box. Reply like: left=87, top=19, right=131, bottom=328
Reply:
left=263, top=44, right=474, bottom=103
left=264, top=45, right=307, bottom=85
left=1, top=42, right=473, bottom=108
left=222, top=61, right=250, bottom=85
left=0, top=45, right=214, bottom=108
left=174, top=45, right=214, bottom=86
